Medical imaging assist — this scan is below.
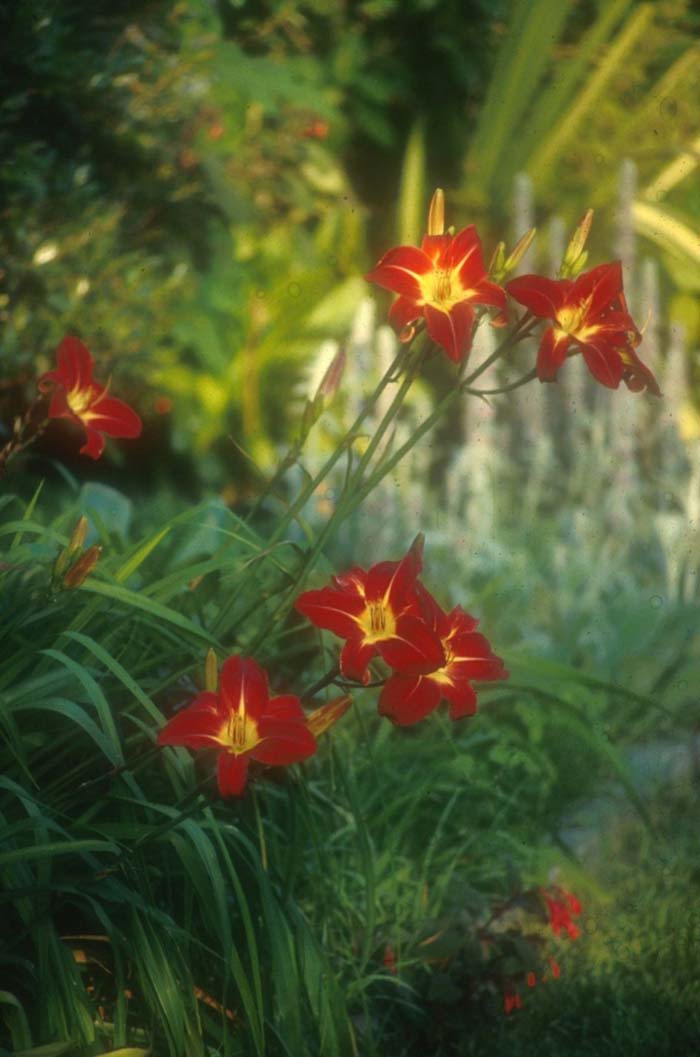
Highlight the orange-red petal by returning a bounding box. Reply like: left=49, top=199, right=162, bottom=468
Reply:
left=157, top=691, right=224, bottom=749
left=365, top=245, right=433, bottom=299
left=507, top=275, right=569, bottom=320
left=424, top=302, right=476, bottom=363
left=219, top=656, right=270, bottom=722
left=379, top=673, right=442, bottom=725
left=217, top=753, right=249, bottom=797
left=537, top=327, right=571, bottom=382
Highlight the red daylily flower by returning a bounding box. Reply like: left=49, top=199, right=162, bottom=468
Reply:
left=365, top=190, right=507, bottom=363
left=507, top=262, right=660, bottom=394
left=379, top=585, right=508, bottom=725
left=542, top=888, right=582, bottom=941
left=294, top=536, right=443, bottom=685
left=38, top=336, right=142, bottom=459
left=157, top=655, right=317, bottom=797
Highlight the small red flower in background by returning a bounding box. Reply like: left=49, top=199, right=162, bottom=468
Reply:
left=295, top=535, right=444, bottom=685
left=548, top=957, right=561, bottom=979
left=542, top=887, right=582, bottom=941
left=38, top=336, right=142, bottom=459
left=503, top=988, right=522, bottom=1014
left=157, top=656, right=317, bottom=797
left=506, top=262, right=660, bottom=395
left=383, top=944, right=398, bottom=975
left=526, top=971, right=537, bottom=988
left=365, top=189, right=507, bottom=363
left=379, top=585, right=508, bottom=725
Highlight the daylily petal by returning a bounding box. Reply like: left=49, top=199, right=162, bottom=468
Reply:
left=55, top=335, right=95, bottom=392
left=217, top=753, right=249, bottom=797
left=474, top=278, right=508, bottom=315
left=264, top=694, right=306, bottom=722
left=424, top=301, right=476, bottom=363
left=340, top=637, right=376, bottom=684
left=571, top=260, right=622, bottom=318
left=537, top=327, right=571, bottom=382
left=85, top=394, right=142, bottom=439
left=365, top=245, right=433, bottom=299
left=254, top=719, right=317, bottom=764
left=365, top=535, right=423, bottom=608
left=377, top=615, right=445, bottom=673
left=621, top=347, right=661, bottom=396
left=420, top=233, right=452, bottom=264
left=219, top=656, right=270, bottom=722
left=443, top=225, right=482, bottom=275
left=295, top=586, right=366, bottom=638
left=157, top=691, right=225, bottom=749
left=47, top=388, right=71, bottom=419
left=379, top=673, right=442, bottom=725
left=507, top=275, right=569, bottom=320
left=580, top=342, right=624, bottom=389
left=80, top=427, right=106, bottom=460
left=388, top=295, right=421, bottom=332
left=443, top=680, right=478, bottom=720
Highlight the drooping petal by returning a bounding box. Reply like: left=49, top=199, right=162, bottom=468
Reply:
left=253, top=719, right=317, bottom=765
left=443, top=680, right=478, bottom=720
left=445, top=605, right=479, bottom=636
left=157, top=691, right=226, bottom=749
left=388, top=295, right=421, bottom=332
left=84, top=394, right=142, bottom=439
left=377, top=615, right=445, bottom=673
left=572, top=261, right=622, bottom=319
left=379, top=673, right=442, bottom=725
left=217, top=753, right=249, bottom=797
left=474, top=278, right=508, bottom=316
left=537, top=327, right=571, bottom=382
left=219, top=655, right=270, bottom=722
left=620, top=346, right=661, bottom=396
left=295, top=586, right=365, bottom=638
left=340, top=637, right=376, bottom=684
left=365, top=535, right=424, bottom=608
left=80, top=426, right=106, bottom=460
left=424, top=301, right=476, bottom=363
left=365, top=246, right=433, bottom=299
left=47, top=388, right=71, bottom=419
left=507, top=275, right=569, bottom=320
left=580, top=342, right=624, bottom=389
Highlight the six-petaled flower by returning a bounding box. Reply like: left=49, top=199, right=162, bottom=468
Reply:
left=506, top=262, right=660, bottom=394
left=366, top=189, right=507, bottom=363
left=157, top=655, right=317, bottom=797
left=379, top=585, right=508, bottom=725
left=295, top=535, right=444, bottom=685
left=38, top=335, right=142, bottom=459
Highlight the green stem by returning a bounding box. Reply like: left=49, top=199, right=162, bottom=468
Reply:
left=212, top=342, right=409, bottom=635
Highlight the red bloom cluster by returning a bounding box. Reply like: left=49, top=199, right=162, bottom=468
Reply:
left=295, top=536, right=507, bottom=725
left=157, top=655, right=317, bottom=797
left=366, top=192, right=659, bottom=396
left=507, top=263, right=660, bottom=394
left=542, top=887, right=583, bottom=941
left=38, top=336, right=142, bottom=458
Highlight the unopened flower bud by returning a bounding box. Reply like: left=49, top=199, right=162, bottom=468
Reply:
left=306, top=694, right=352, bottom=737
left=205, top=648, right=218, bottom=692
left=488, top=241, right=507, bottom=280
left=561, top=209, right=593, bottom=277
left=505, top=228, right=536, bottom=273
left=63, top=545, right=102, bottom=588
left=68, top=515, right=89, bottom=553
left=427, top=188, right=445, bottom=237
left=316, top=345, right=346, bottom=399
